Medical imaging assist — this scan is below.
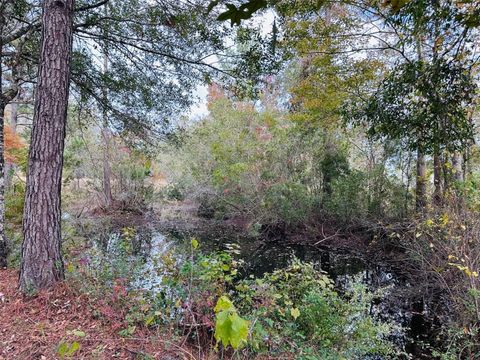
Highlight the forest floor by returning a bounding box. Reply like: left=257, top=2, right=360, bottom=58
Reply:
left=0, top=268, right=289, bottom=359
left=0, top=269, right=187, bottom=360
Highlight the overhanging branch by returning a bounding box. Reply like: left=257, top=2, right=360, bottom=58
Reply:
left=75, top=0, right=109, bottom=13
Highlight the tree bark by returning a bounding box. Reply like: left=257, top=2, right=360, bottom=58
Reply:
left=102, top=15, right=113, bottom=208
left=102, top=126, right=113, bottom=207
left=416, top=148, right=427, bottom=212
left=452, top=151, right=464, bottom=207
left=19, top=0, right=74, bottom=292
left=0, top=3, right=17, bottom=269
left=5, top=95, right=19, bottom=190
left=0, top=101, right=7, bottom=268
left=442, top=156, right=450, bottom=200
left=10, top=98, right=18, bottom=133
left=0, top=5, right=6, bottom=267
left=452, top=152, right=464, bottom=183
left=432, top=151, right=443, bottom=206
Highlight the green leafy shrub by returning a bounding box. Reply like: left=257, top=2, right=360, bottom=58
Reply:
left=324, top=165, right=409, bottom=222
left=264, top=182, right=313, bottom=225
left=324, top=170, right=368, bottom=221
left=6, top=181, right=25, bottom=227
left=70, top=232, right=397, bottom=358
left=234, top=259, right=395, bottom=358
left=4, top=182, right=26, bottom=266
left=158, top=96, right=411, bottom=229
left=126, top=240, right=395, bottom=357
left=161, top=184, right=185, bottom=201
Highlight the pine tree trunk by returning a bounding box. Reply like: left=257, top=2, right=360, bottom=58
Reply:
left=416, top=148, right=427, bottom=212
left=19, top=0, right=74, bottom=292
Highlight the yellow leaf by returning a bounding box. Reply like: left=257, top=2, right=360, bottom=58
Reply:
left=440, top=214, right=449, bottom=226
left=191, top=238, right=199, bottom=249
left=290, top=307, right=300, bottom=320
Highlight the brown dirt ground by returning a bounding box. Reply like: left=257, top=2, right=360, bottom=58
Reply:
left=0, top=269, right=188, bottom=360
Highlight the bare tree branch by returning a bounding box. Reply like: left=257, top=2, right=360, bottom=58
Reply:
left=75, top=0, right=109, bottom=13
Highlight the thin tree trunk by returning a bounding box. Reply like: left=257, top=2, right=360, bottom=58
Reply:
left=414, top=37, right=426, bottom=213
left=0, top=101, right=7, bottom=268
left=10, top=98, right=18, bottom=132
left=433, top=151, right=442, bottom=206
left=442, top=155, right=450, bottom=199
left=403, top=151, right=413, bottom=217
left=452, top=152, right=464, bottom=183
left=102, top=127, right=113, bottom=207
left=19, top=0, right=74, bottom=292
left=0, top=4, right=9, bottom=268
left=452, top=151, right=464, bottom=207
left=416, top=148, right=427, bottom=212
left=463, top=150, right=469, bottom=182
left=101, top=3, right=113, bottom=208
left=5, top=96, right=19, bottom=190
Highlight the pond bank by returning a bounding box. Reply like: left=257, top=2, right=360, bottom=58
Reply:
left=70, top=202, right=436, bottom=357
left=62, top=199, right=450, bottom=358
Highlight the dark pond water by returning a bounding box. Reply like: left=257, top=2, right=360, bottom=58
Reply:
left=89, top=224, right=434, bottom=358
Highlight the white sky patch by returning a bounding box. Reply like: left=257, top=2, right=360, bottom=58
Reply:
left=188, top=53, right=218, bottom=120
left=188, top=10, right=276, bottom=120
left=189, top=84, right=209, bottom=119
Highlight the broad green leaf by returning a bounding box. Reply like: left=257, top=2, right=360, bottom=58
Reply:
left=214, top=296, right=249, bottom=349
left=214, top=296, right=234, bottom=313
left=229, top=313, right=250, bottom=348
left=214, top=310, right=249, bottom=349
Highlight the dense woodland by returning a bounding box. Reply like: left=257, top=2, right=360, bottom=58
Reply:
left=1, top=0, right=480, bottom=359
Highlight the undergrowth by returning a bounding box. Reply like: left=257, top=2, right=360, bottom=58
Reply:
left=66, top=229, right=398, bottom=359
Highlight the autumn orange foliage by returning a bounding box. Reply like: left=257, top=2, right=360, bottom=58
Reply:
left=4, top=125, right=24, bottom=164
left=207, top=82, right=226, bottom=109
